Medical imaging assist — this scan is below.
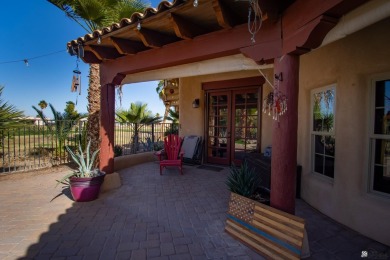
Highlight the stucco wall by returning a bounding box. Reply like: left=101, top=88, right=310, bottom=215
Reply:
left=299, top=18, right=390, bottom=245
left=179, top=69, right=274, bottom=153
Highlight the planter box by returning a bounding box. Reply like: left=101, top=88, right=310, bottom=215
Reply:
left=225, top=192, right=306, bottom=259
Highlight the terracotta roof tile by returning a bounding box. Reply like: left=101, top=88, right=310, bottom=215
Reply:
left=68, top=0, right=185, bottom=47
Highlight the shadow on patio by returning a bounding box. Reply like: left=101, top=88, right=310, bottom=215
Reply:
left=0, top=162, right=389, bottom=259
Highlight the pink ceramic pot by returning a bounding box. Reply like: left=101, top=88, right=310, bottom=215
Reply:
left=69, top=173, right=105, bottom=202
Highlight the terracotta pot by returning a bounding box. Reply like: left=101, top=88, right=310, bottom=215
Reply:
left=69, top=173, right=105, bottom=202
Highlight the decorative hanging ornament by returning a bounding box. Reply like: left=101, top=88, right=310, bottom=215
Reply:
left=262, top=73, right=287, bottom=121
left=71, top=57, right=81, bottom=95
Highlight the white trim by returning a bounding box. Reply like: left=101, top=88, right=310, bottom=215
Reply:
left=321, top=0, right=390, bottom=47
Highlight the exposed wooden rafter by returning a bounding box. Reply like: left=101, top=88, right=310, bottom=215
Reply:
left=100, top=24, right=279, bottom=85
left=87, top=45, right=122, bottom=60
left=212, top=0, right=237, bottom=28
left=134, top=28, right=178, bottom=48
left=81, top=50, right=102, bottom=64
left=169, top=13, right=206, bottom=40
left=110, top=37, right=148, bottom=55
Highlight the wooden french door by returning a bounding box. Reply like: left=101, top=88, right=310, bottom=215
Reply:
left=206, top=88, right=260, bottom=165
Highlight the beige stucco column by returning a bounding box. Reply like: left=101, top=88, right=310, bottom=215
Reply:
left=99, top=83, right=115, bottom=174
left=270, top=54, right=299, bottom=214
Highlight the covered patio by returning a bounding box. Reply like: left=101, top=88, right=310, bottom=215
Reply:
left=0, top=162, right=388, bottom=259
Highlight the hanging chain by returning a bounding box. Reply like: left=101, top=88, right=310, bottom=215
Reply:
left=248, top=0, right=262, bottom=43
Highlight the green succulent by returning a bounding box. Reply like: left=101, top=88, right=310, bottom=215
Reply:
left=56, top=140, right=100, bottom=186
left=226, top=162, right=261, bottom=198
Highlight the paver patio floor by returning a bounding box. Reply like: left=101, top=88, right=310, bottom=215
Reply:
left=0, top=162, right=389, bottom=259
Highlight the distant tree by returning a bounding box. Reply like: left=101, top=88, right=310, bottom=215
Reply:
left=64, top=101, right=87, bottom=121
left=164, top=108, right=179, bottom=136
left=116, top=102, right=161, bottom=153
left=165, top=108, right=179, bottom=123
left=38, top=100, right=48, bottom=112
left=32, top=103, right=84, bottom=156
left=0, top=86, right=25, bottom=147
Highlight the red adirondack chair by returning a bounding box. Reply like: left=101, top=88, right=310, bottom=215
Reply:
left=156, top=134, right=184, bottom=175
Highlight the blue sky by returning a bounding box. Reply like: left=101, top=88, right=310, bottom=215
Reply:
left=0, top=0, right=164, bottom=118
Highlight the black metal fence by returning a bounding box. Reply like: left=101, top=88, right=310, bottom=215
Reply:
left=0, top=121, right=177, bottom=174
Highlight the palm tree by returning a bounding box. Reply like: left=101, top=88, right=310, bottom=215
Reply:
left=164, top=108, right=179, bottom=136
left=116, top=102, right=161, bottom=153
left=32, top=103, right=84, bottom=157
left=0, top=86, right=25, bottom=147
left=38, top=100, right=48, bottom=112
left=48, top=0, right=148, bottom=160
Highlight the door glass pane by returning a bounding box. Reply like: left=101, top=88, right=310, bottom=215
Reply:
left=246, top=139, right=257, bottom=150
left=247, top=107, right=258, bottom=115
left=219, top=95, right=228, bottom=105
left=247, top=116, right=257, bottom=127
left=246, top=128, right=257, bottom=139
left=232, top=90, right=258, bottom=160
left=235, top=94, right=245, bottom=104
left=211, top=96, right=217, bottom=105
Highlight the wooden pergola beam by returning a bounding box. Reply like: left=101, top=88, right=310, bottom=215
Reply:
left=110, top=37, right=148, bottom=55
left=81, top=50, right=102, bottom=64
left=87, top=45, right=123, bottom=60
left=212, top=0, right=237, bottom=28
left=134, top=28, right=179, bottom=48
left=169, top=13, right=207, bottom=40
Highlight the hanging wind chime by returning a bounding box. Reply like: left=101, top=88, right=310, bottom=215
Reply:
left=71, top=58, right=81, bottom=104
left=262, top=73, right=288, bottom=121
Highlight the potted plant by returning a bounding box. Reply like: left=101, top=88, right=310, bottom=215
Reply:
left=226, top=162, right=271, bottom=205
left=225, top=162, right=306, bottom=259
left=57, top=141, right=105, bottom=202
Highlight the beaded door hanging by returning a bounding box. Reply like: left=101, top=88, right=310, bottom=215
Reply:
left=262, top=73, right=288, bottom=121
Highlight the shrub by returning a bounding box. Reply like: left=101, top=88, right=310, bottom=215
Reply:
left=226, top=162, right=261, bottom=198
left=114, top=145, right=123, bottom=157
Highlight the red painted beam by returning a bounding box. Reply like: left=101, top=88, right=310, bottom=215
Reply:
left=100, top=23, right=281, bottom=85
left=283, top=15, right=338, bottom=55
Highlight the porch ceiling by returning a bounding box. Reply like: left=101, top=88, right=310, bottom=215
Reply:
left=67, top=0, right=295, bottom=64
left=67, top=0, right=369, bottom=86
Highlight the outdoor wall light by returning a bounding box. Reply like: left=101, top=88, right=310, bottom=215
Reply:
left=192, top=99, right=200, bottom=108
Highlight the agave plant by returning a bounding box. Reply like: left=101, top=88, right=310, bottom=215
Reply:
left=57, top=140, right=101, bottom=185
left=226, top=162, right=261, bottom=198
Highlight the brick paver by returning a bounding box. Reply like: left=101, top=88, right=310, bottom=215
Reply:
left=0, top=162, right=389, bottom=259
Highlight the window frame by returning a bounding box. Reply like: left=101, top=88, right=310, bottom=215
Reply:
left=310, top=84, right=336, bottom=180
left=368, top=74, right=390, bottom=198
